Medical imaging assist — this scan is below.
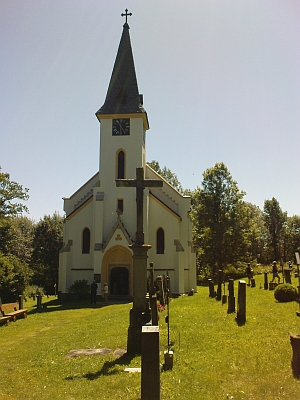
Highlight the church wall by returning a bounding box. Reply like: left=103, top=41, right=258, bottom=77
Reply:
left=147, top=194, right=183, bottom=293
left=60, top=200, right=95, bottom=293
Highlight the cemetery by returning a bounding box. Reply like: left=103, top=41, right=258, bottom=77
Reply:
left=1, top=269, right=300, bottom=399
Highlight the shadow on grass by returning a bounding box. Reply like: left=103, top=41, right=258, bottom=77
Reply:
left=27, top=297, right=132, bottom=315
left=65, top=352, right=136, bottom=381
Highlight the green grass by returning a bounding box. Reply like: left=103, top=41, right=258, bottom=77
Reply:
left=1, top=274, right=300, bottom=399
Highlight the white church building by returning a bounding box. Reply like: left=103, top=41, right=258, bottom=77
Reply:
left=58, top=19, right=196, bottom=300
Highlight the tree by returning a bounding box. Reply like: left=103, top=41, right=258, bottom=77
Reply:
left=0, top=253, right=32, bottom=302
left=147, top=160, right=185, bottom=193
left=0, top=167, right=29, bottom=218
left=263, top=198, right=287, bottom=261
left=31, top=213, right=63, bottom=293
left=2, top=216, right=34, bottom=264
left=191, top=162, right=246, bottom=273
left=242, top=202, right=269, bottom=264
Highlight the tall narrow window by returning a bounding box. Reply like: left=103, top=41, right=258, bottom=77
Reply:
left=117, top=199, right=124, bottom=214
left=82, top=228, right=90, bottom=254
left=117, top=150, right=125, bottom=179
left=156, top=228, right=165, bottom=254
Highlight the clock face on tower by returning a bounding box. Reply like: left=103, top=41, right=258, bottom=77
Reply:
left=112, top=118, right=130, bottom=136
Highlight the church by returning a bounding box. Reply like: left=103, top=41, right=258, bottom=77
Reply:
left=58, top=15, right=196, bottom=300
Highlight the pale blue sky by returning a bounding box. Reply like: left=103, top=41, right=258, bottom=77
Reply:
left=1, top=1, right=300, bottom=221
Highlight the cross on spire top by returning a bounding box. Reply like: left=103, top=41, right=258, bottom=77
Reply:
left=121, top=8, right=132, bottom=24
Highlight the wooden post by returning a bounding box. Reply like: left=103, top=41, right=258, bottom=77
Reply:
left=141, top=326, right=160, bottom=400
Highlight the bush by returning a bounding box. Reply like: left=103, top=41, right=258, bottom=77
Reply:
left=274, top=284, right=298, bottom=302
left=68, top=279, right=90, bottom=300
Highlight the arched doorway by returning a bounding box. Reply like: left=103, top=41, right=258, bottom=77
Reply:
left=110, top=266, right=129, bottom=295
left=101, top=245, right=133, bottom=297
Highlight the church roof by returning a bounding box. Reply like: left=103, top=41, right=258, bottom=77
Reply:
left=96, top=22, right=146, bottom=116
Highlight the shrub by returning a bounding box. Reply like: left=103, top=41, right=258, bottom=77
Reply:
left=274, top=283, right=298, bottom=302
left=68, top=279, right=90, bottom=300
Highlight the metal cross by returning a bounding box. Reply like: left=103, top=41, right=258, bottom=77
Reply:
left=121, top=8, right=132, bottom=24
left=116, top=167, right=163, bottom=245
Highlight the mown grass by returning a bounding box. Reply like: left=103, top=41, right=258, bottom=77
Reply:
left=1, top=274, right=300, bottom=399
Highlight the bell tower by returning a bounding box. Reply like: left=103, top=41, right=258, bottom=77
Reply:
left=95, top=13, right=149, bottom=189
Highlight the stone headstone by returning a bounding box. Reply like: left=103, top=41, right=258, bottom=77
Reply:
left=236, top=280, right=246, bottom=324
left=141, top=326, right=160, bottom=400
left=216, top=270, right=223, bottom=301
left=284, top=269, right=292, bottom=284
left=227, top=279, right=235, bottom=313
left=290, top=334, right=300, bottom=378
left=264, top=271, right=268, bottom=290
left=208, top=279, right=215, bottom=298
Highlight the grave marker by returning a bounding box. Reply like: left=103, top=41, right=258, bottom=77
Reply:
left=236, top=280, right=246, bottom=324
left=141, top=326, right=160, bottom=400
left=116, top=167, right=163, bottom=354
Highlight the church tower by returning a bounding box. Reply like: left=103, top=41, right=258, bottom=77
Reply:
left=95, top=18, right=149, bottom=240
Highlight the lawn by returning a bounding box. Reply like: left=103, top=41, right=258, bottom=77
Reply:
left=1, top=273, right=300, bottom=399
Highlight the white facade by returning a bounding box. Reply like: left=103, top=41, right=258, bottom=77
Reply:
left=58, top=22, right=196, bottom=298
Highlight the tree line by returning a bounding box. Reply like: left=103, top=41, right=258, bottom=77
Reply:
left=0, top=167, right=63, bottom=302
left=148, top=161, right=300, bottom=277
left=1, top=162, right=300, bottom=301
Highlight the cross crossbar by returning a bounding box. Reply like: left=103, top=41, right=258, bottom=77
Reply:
left=116, top=167, right=163, bottom=244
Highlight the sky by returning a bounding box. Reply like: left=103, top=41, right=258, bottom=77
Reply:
left=1, top=0, right=300, bottom=221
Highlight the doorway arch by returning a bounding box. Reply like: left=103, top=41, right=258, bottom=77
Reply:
left=110, top=266, right=129, bottom=295
left=102, top=245, right=133, bottom=297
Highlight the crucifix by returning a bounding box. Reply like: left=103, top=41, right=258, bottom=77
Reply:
left=121, top=8, right=132, bottom=24
left=116, top=167, right=163, bottom=354
left=116, top=167, right=163, bottom=245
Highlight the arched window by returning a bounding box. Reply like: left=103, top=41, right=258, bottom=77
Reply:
left=156, top=228, right=165, bottom=254
left=82, top=228, right=90, bottom=254
left=117, top=150, right=125, bottom=179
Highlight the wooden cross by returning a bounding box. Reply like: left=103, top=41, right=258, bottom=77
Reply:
left=121, top=8, right=132, bottom=24
left=116, top=167, right=163, bottom=245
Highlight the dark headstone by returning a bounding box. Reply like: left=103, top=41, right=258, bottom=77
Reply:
left=284, top=269, right=292, bottom=284
left=208, top=279, right=215, bottom=297
left=227, top=279, right=235, bottom=313
left=236, top=280, right=246, bottom=324
left=264, top=272, right=268, bottom=290
left=290, top=334, right=300, bottom=378
left=216, top=270, right=223, bottom=301
left=141, top=326, right=160, bottom=400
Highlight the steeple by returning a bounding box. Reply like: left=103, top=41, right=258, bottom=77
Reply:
left=96, top=17, right=146, bottom=119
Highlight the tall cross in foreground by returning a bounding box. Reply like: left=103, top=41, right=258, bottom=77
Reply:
left=121, top=8, right=132, bottom=24
left=116, top=167, right=163, bottom=354
left=116, top=167, right=163, bottom=245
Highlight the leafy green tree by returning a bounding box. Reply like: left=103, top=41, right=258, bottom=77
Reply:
left=191, top=162, right=246, bottom=273
left=147, top=160, right=184, bottom=193
left=282, top=215, right=300, bottom=263
left=242, top=202, right=269, bottom=263
left=0, top=168, right=31, bottom=300
left=0, top=253, right=32, bottom=302
left=3, top=216, right=34, bottom=264
left=263, top=198, right=287, bottom=261
left=31, top=213, right=63, bottom=294
left=0, top=167, right=29, bottom=218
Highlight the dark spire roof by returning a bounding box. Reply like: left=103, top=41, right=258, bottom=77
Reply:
left=96, top=23, right=145, bottom=117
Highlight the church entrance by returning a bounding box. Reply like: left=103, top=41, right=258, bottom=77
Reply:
left=109, top=265, right=129, bottom=295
